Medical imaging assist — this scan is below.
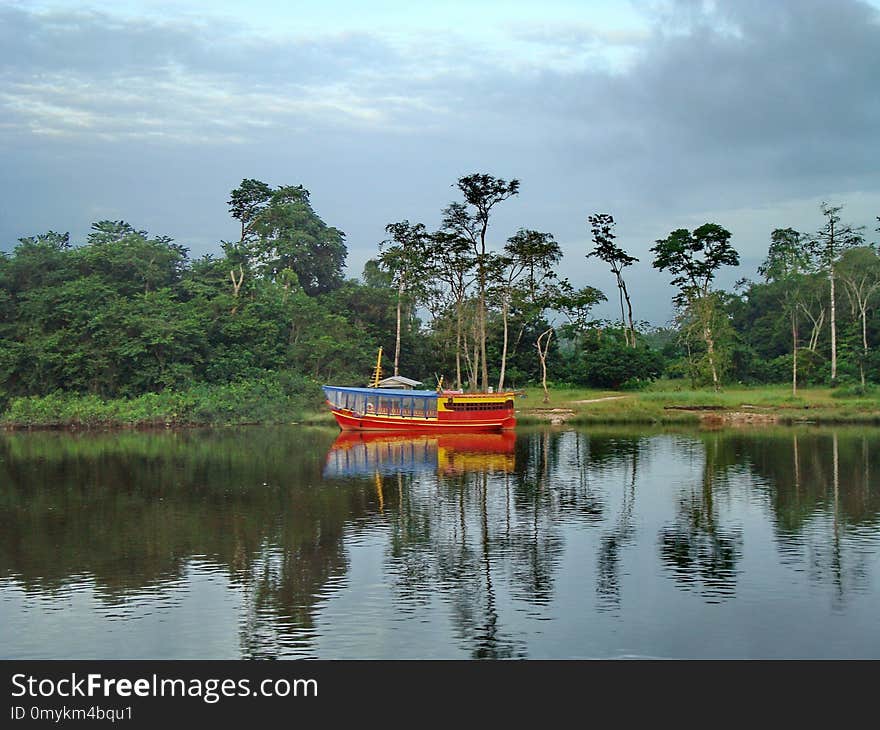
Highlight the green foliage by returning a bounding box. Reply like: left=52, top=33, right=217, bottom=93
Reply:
left=807, top=203, right=864, bottom=268
left=651, top=223, right=739, bottom=305
left=579, top=334, right=663, bottom=389
left=1, top=373, right=324, bottom=428
left=831, top=383, right=877, bottom=399
left=0, top=188, right=378, bottom=417
left=227, top=180, right=347, bottom=295
left=759, top=228, right=809, bottom=282
left=5, top=181, right=880, bottom=426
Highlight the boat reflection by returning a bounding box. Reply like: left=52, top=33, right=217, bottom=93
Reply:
left=324, top=431, right=516, bottom=479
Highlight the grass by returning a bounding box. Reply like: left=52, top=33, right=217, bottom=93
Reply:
left=516, top=380, right=880, bottom=426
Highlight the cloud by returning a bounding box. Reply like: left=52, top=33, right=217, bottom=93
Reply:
left=0, top=5, right=436, bottom=141
left=5, top=1, right=878, bottom=165
left=1, top=0, right=879, bottom=321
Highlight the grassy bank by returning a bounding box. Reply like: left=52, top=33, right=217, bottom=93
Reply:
left=6, top=378, right=880, bottom=430
left=516, top=381, right=880, bottom=426
left=1, top=375, right=326, bottom=429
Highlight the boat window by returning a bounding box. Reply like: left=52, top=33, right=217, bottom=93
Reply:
left=444, top=400, right=510, bottom=412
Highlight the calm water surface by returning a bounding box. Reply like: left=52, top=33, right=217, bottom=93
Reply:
left=1, top=425, right=879, bottom=659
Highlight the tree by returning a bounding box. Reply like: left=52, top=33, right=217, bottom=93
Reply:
left=837, top=247, right=880, bottom=387
left=807, top=203, right=864, bottom=385
left=587, top=213, right=638, bottom=346
left=759, top=227, right=811, bottom=282
left=3, top=231, right=71, bottom=294
left=226, top=180, right=347, bottom=295
left=495, top=229, right=561, bottom=391
left=535, top=327, right=554, bottom=403
left=759, top=227, right=810, bottom=395
left=523, top=280, right=604, bottom=403
left=227, top=178, right=273, bottom=243
left=378, top=221, right=430, bottom=376
left=80, top=221, right=189, bottom=295
left=426, top=231, right=476, bottom=390
left=651, top=223, right=739, bottom=391
left=223, top=179, right=275, bottom=310
left=556, top=283, right=607, bottom=348
left=441, top=174, right=519, bottom=391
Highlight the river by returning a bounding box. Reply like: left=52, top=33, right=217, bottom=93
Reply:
left=1, top=425, right=878, bottom=659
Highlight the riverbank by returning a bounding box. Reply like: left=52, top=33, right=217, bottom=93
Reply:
left=5, top=381, right=880, bottom=430
left=515, top=383, right=880, bottom=426
left=0, top=376, right=324, bottom=430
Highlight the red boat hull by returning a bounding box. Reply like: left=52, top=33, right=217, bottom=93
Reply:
left=329, top=408, right=515, bottom=432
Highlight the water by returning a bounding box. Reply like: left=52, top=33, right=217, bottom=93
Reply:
left=1, top=425, right=878, bottom=659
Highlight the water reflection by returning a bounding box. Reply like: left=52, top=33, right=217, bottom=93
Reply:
left=1, top=426, right=879, bottom=658
left=324, top=431, right=516, bottom=479
left=595, top=437, right=639, bottom=612
left=740, top=430, right=880, bottom=609
left=658, top=434, right=743, bottom=602
left=0, top=428, right=351, bottom=658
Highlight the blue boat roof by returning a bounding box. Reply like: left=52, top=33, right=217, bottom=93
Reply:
left=322, top=385, right=438, bottom=398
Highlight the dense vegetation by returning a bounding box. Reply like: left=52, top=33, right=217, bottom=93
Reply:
left=1, top=174, right=878, bottom=426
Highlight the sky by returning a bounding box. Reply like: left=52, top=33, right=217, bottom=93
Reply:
left=1, top=0, right=879, bottom=324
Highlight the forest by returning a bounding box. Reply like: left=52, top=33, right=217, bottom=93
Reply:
left=1, top=173, right=879, bottom=425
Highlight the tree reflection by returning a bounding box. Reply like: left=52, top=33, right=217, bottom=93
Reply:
left=595, top=438, right=640, bottom=611
left=658, top=434, right=742, bottom=601
left=0, top=428, right=364, bottom=658
left=748, top=429, right=880, bottom=605
left=343, top=430, right=581, bottom=658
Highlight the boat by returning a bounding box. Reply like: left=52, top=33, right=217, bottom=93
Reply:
left=322, top=349, right=517, bottom=432
left=322, top=385, right=517, bottom=432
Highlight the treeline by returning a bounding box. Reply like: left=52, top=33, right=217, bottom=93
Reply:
left=1, top=174, right=879, bottom=423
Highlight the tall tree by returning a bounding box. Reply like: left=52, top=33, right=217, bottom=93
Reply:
left=426, top=231, right=475, bottom=390
left=378, top=221, right=430, bottom=377
left=587, top=213, right=638, bottom=346
left=441, top=174, right=519, bottom=391
left=495, top=229, right=561, bottom=391
left=807, top=203, right=864, bottom=385
left=759, top=228, right=810, bottom=395
left=837, top=247, right=880, bottom=388
left=651, top=223, right=739, bottom=391
left=224, top=179, right=274, bottom=308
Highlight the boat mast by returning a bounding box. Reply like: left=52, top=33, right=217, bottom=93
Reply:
left=370, top=347, right=383, bottom=388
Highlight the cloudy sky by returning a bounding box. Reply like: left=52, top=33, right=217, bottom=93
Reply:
left=1, top=0, right=879, bottom=323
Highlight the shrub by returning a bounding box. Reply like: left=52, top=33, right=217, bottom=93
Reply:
left=831, top=383, right=876, bottom=399
left=581, top=340, right=663, bottom=389
left=1, top=371, right=326, bottom=428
